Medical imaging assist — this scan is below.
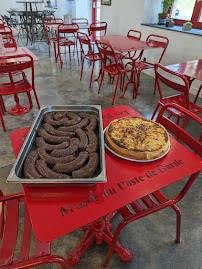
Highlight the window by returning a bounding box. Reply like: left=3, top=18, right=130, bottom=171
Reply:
left=170, top=0, right=202, bottom=29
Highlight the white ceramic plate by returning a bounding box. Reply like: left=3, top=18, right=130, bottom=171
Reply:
left=104, top=127, right=170, bottom=162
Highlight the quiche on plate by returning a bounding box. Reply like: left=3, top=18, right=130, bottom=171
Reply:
left=104, top=117, right=170, bottom=161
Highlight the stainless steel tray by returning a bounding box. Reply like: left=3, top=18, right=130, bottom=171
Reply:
left=7, top=105, right=106, bottom=187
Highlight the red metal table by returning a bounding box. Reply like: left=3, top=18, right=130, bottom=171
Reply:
left=99, top=35, right=164, bottom=98
left=0, top=46, right=39, bottom=115
left=166, top=59, right=202, bottom=103
left=11, top=105, right=202, bottom=267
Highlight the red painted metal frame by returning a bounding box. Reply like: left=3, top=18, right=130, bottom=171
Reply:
left=10, top=105, right=202, bottom=267
left=103, top=103, right=202, bottom=266
left=0, top=54, right=40, bottom=131
left=77, top=31, right=101, bottom=88
left=151, top=63, right=202, bottom=123
left=0, top=191, right=68, bottom=268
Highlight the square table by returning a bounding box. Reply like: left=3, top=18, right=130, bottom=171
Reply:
left=10, top=105, right=202, bottom=267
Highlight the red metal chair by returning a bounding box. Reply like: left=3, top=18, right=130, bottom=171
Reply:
left=104, top=103, right=202, bottom=267
left=0, top=18, right=5, bottom=28
left=71, top=18, right=88, bottom=26
left=96, top=40, right=134, bottom=105
left=0, top=25, right=13, bottom=37
left=88, top=21, right=107, bottom=37
left=151, top=63, right=202, bottom=127
left=126, top=34, right=169, bottom=98
left=2, top=35, right=17, bottom=48
left=77, top=31, right=101, bottom=88
left=45, top=18, right=63, bottom=60
left=55, top=23, right=79, bottom=68
left=0, top=54, right=40, bottom=131
left=0, top=190, right=68, bottom=269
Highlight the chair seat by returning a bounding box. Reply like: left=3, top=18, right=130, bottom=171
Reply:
left=159, top=95, right=202, bottom=117
left=57, top=38, right=74, bottom=46
left=104, top=63, right=132, bottom=75
left=85, top=53, right=101, bottom=62
left=119, top=189, right=170, bottom=219
left=128, top=60, right=154, bottom=70
left=0, top=79, right=32, bottom=95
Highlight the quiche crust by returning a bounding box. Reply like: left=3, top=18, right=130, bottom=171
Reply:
left=105, top=117, right=170, bottom=160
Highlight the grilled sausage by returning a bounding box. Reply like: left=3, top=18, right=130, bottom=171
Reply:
left=77, top=112, right=91, bottom=118
left=44, top=112, right=65, bottom=126
left=74, top=128, right=88, bottom=150
left=24, top=151, right=42, bottom=179
left=58, top=118, right=89, bottom=132
left=86, top=130, right=98, bottom=153
left=50, top=138, right=79, bottom=157
left=37, top=129, right=70, bottom=144
left=37, top=148, right=76, bottom=165
left=36, top=159, right=70, bottom=179
left=85, top=115, right=97, bottom=131
left=35, top=137, right=69, bottom=152
left=72, top=152, right=99, bottom=178
left=53, top=151, right=89, bottom=173
left=53, top=111, right=67, bottom=121
left=63, top=112, right=81, bottom=126
left=43, top=123, right=74, bottom=137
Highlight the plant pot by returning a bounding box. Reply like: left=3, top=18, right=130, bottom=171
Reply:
left=158, top=13, right=168, bottom=25
left=182, top=23, right=192, bottom=31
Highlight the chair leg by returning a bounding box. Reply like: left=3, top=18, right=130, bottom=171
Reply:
left=32, top=88, right=40, bottom=109
left=0, top=96, right=6, bottom=113
left=0, top=107, right=6, bottom=131
left=112, top=75, right=120, bottom=105
left=80, top=58, right=85, bottom=81
left=69, top=46, right=71, bottom=62
left=151, top=103, right=160, bottom=120
left=135, top=69, right=141, bottom=98
left=171, top=205, right=181, bottom=243
left=98, top=70, right=105, bottom=94
left=48, top=42, right=51, bottom=58
left=89, top=61, right=95, bottom=88
left=181, top=116, right=189, bottom=129
left=153, top=77, right=157, bottom=94
left=53, top=42, right=57, bottom=63
left=26, top=92, right=33, bottom=109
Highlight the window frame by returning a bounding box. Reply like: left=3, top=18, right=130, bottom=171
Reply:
left=170, top=0, right=202, bottom=29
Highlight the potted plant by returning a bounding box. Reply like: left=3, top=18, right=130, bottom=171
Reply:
left=158, top=0, right=174, bottom=25
left=182, top=21, right=193, bottom=31
left=46, top=0, right=51, bottom=6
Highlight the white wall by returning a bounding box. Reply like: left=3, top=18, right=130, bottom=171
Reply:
left=100, top=0, right=202, bottom=95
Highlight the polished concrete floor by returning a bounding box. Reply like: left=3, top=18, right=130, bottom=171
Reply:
left=0, top=41, right=201, bottom=269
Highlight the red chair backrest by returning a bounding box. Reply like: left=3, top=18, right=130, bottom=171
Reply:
left=89, top=22, right=107, bottom=36
left=0, top=54, right=34, bottom=87
left=146, top=34, right=169, bottom=63
left=77, top=31, right=93, bottom=55
left=71, top=18, right=88, bottom=25
left=0, top=19, right=5, bottom=28
left=2, top=35, right=17, bottom=49
left=0, top=26, right=13, bottom=36
left=45, top=18, right=64, bottom=43
left=96, top=40, right=119, bottom=67
left=155, top=63, right=190, bottom=110
left=156, top=103, right=202, bottom=157
left=127, top=29, right=141, bottom=40
left=58, top=23, right=79, bottom=34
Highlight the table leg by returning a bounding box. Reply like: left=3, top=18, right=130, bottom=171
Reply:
left=67, top=211, right=132, bottom=267
left=8, top=94, right=30, bottom=115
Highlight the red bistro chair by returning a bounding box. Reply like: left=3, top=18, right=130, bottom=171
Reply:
left=104, top=103, right=202, bottom=267
left=151, top=63, right=202, bottom=127
left=56, top=23, right=79, bottom=68
left=2, top=35, right=17, bottom=48
left=45, top=18, right=64, bottom=59
left=88, top=21, right=107, bottom=37
left=0, top=190, right=68, bottom=269
left=77, top=31, right=101, bottom=88
left=126, top=34, right=169, bottom=98
left=96, top=40, right=134, bottom=105
left=0, top=54, right=40, bottom=131
left=0, top=25, right=13, bottom=37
